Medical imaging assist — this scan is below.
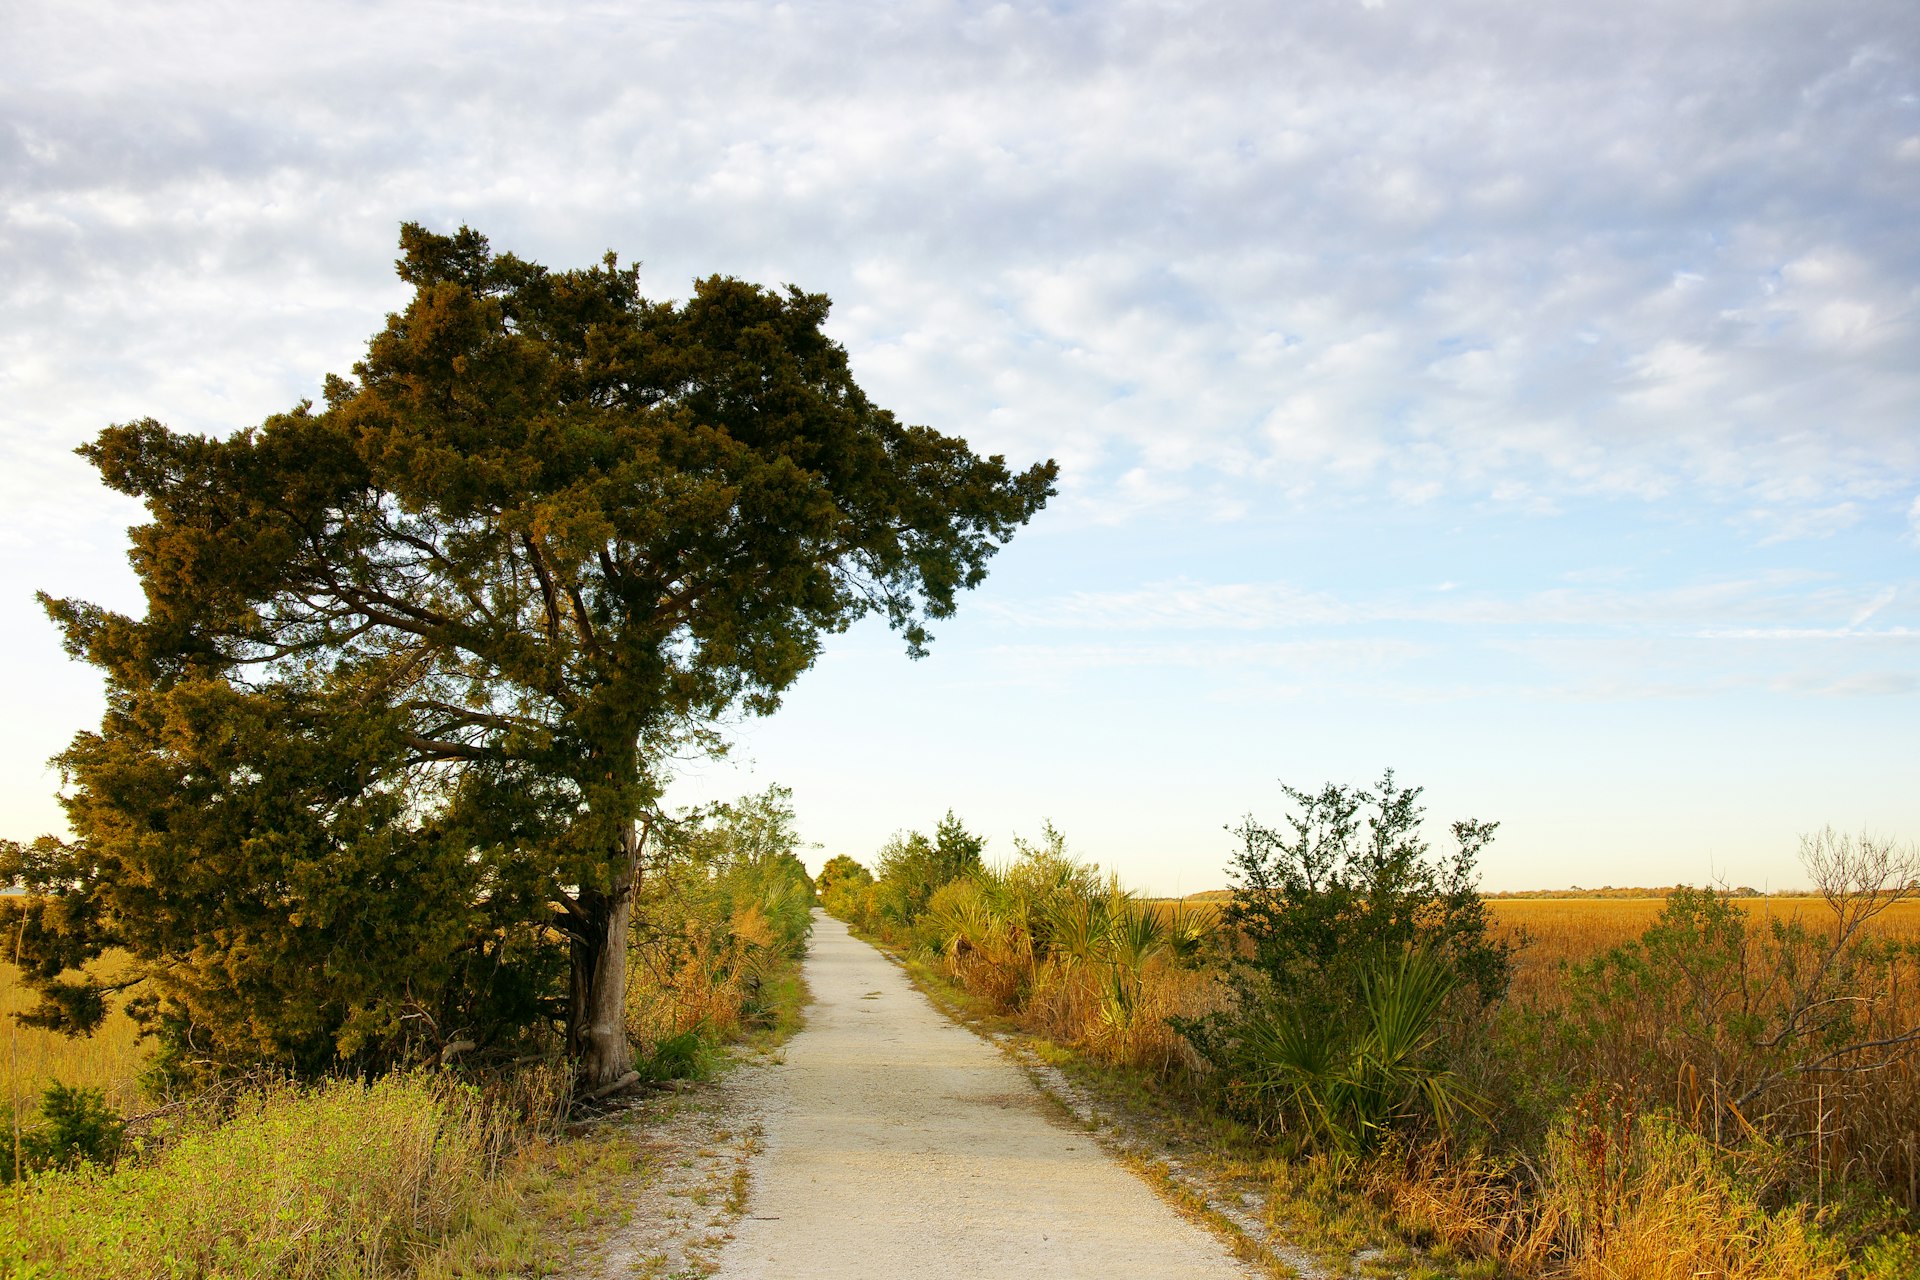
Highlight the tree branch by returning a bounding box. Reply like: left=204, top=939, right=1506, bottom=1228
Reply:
left=402, top=734, right=497, bottom=762
left=565, top=579, right=602, bottom=659
left=521, top=533, right=564, bottom=652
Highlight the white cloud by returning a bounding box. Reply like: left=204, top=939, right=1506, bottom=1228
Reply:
left=984, top=638, right=1423, bottom=679
left=3, top=0, right=1916, bottom=537
left=997, top=572, right=1913, bottom=638
left=7, top=0, right=1919, bottom=889
left=989, top=581, right=1352, bottom=631
left=4, top=0, right=1918, bottom=717
left=1847, top=586, right=1899, bottom=628
left=1740, top=502, right=1865, bottom=546
left=1697, top=628, right=1917, bottom=640
left=1785, top=672, right=1919, bottom=696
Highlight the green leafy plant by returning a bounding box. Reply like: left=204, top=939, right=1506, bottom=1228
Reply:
left=1180, top=772, right=1511, bottom=1143
left=1249, top=948, right=1482, bottom=1159
left=3, top=1080, right=124, bottom=1184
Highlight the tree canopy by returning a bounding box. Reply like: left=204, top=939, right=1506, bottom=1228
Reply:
left=7, top=225, right=1056, bottom=1085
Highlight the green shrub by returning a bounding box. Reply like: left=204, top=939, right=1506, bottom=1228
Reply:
left=627, top=786, right=817, bottom=1047
left=816, top=854, right=874, bottom=918
left=3, top=1081, right=125, bottom=1184
left=869, top=812, right=986, bottom=939
left=1857, top=1234, right=1920, bottom=1280
left=1179, top=772, right=1511, bottom=1145
left=1246, top=947, right=1481, bottom=1159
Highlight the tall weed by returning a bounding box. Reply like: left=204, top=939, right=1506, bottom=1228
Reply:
left=1360, top=1111, right=1854, bottom=1279
left=1540, top=1110, right=1844, bottom=1280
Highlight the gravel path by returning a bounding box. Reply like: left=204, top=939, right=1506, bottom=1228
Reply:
left=713, top=910, right=1254, bottom=1279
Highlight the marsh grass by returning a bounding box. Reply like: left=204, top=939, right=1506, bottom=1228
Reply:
left=1152, top=895, right=1920, bottom=995
left=3, top=952, right=147, bottom=1118
left=1488, top=896, right=1920, bottom=1005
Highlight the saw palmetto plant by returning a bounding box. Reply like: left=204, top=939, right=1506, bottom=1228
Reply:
left=1250, top=946, right=1483, bottom=1160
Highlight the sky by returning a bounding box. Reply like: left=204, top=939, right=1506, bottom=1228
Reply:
left=3, top=0, right=1916, bottom=894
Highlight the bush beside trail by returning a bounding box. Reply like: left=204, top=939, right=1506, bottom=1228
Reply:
left=626, top=785, right=816, bottom=1071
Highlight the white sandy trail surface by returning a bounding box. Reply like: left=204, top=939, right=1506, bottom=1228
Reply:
left=714, top=910, right=1253, bottom=1279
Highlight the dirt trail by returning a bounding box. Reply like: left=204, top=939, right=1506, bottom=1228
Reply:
left=713, top=911, right=1253, bottom=1279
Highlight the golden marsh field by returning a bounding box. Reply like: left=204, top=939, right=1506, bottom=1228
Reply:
left=9, top=894, right=1917, bottom=1119
left=3, top=951, right=145, bottom=1115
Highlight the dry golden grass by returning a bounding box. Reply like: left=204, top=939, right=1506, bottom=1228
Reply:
left=1152, top=895, right=1920, bottom=1001
left=1020, top=953, right=1226, bottom=1075
left=1492, top=892, right=1920, bottom=939
left=3, top=953, right=148, bottom=1117
left=1492, top=896, right=1920, bottom=1002
left=1362, top=1117, right=1858, bottom=1280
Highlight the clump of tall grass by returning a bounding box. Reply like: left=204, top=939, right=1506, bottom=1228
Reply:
left=1539, top=1109, right=1844, bottom=1280
left=2, top=1072, right=540, bottom=1279
left=1357, top=1104, right=1882, bottom=1279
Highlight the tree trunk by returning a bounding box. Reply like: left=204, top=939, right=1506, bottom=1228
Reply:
left=569, top=824, right=642, bottom=1090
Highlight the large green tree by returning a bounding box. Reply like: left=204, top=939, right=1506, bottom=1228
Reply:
left=11, top=225, right=1056, bottom=1086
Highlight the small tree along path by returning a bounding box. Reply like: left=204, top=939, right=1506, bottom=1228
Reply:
left=715, top=912, right=1251, bottom=1279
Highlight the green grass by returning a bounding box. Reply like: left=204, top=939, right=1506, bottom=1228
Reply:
left=2, top=922, right=816, bottom=1280
left=743, top=967, right=810, bottom=1051
left=4, top=1074, right=529, bottom=1279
